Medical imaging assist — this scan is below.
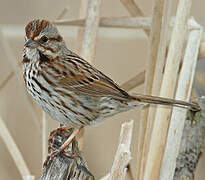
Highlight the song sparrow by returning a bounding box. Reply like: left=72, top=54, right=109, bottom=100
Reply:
left=22, top=19, right=200, bottom=164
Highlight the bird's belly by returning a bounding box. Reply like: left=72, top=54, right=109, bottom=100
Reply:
left=25, top=78, right=99, bottom=128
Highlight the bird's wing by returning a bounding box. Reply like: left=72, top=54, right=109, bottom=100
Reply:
left=55, top=52, right=130, bottom=99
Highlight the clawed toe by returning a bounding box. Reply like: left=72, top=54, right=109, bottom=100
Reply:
left=43, top=128, right=80, bottom=167
left=48, top=126, right=72, bottom=143
left=43, top=149, right=61, bottom=167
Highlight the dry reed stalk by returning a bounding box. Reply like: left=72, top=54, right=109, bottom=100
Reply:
left=139, top=0, right=172, bottom=179
left=56, top=7, right=69, bottom=20
left=0, top=117, right=34, bottom=178
left=76, top=0, right=102, bottom=150
left=120, top=0, right=149, bottom=36
left=0, top=71, right=14, bottom=91
left=74, top=0, right=89, bottom=152
left=53, top=16, right=201, bottom=30
left=120, top=71, right=145, bottom=91
left=160, top=24, right=203, bottom=180
left=42, top=112, right=47, bottom=163
left=143, top=0, right=192, bottom=179
left=23, top=176, right=35, bottom=180
left=100, top=120, right=134, bottom=180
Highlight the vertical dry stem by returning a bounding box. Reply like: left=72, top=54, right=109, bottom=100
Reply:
left=160, top=24, right=203, bottom=180
left=139, top=0, right=172, bottom=179
left=143, top=0, right=192, bottom=179
left=74, top=0, right=89, bottom=151
left=138, top=0, right=171, bottom=178
left=0, top=117, right=34, bottom=178
left=76, top=0, right=102, bottom=150
left=0, top=71, right=14, bottom=90
left=42, top=111, right=47, bottom=163
left=80, top=0, right=102, bottom=62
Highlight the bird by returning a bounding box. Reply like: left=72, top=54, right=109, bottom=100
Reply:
left=22, top=19, right=200, bottom=165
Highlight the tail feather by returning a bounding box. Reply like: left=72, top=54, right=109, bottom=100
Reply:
left=130, top=94, right=200, bottom=111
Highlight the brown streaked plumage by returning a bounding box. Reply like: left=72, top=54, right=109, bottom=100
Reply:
left=22, top=19, right=200, bottom=166
left=25, top=19, right=51, bottom=39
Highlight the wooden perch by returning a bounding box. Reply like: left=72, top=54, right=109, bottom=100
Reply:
left=100, top=120, right=134, bottom=180
left=41, top=121, right=134, bottom=180
left=40, top=128, right=94, bottom=180
left=144, top=0, right=192, bottom=179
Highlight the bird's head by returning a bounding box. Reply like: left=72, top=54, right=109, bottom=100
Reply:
left=23, top=19, right=66, bottom=63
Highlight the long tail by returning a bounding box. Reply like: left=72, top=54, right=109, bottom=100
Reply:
left=131, top=94, right=200, bottom=111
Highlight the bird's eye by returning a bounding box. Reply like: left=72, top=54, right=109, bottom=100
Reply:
left=40, top=36, right=48, bottom=43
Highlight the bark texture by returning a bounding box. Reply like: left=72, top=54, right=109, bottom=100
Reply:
left=174, top=97, right=205, bottom=180
left=40, top=128, right=94, bottom=180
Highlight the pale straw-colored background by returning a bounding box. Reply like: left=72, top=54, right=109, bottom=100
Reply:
left=0, top=0, right=205, bottom=179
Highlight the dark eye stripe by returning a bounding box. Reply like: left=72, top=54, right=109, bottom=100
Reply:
left=49, top=36, right=62, bottom=42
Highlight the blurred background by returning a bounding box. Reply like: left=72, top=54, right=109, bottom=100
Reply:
left=0, top=0, right=205, bottom=179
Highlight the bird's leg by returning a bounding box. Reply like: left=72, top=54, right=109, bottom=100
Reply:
left=48, top=126, right=72, bottom=143
left=44, top=128, right=80, bottom=167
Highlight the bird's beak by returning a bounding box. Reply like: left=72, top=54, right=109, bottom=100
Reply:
left=25, top=38, right=38, bottom=48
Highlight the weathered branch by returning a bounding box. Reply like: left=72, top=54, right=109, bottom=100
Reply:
left=100, top=120, right=134, bottom=180
left=174, top=97, right=205, bottom=179
left=40, top=128, right=94, bottom=180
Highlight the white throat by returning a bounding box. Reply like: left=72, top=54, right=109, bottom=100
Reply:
left=25, top=48, right=40, bottom=61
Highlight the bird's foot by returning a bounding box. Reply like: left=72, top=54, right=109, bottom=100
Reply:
left=43, top=128, right=80, bottom=167
left=48, top=126, right=72, bottom=143
left=43, top=149, right=62, bottom=167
